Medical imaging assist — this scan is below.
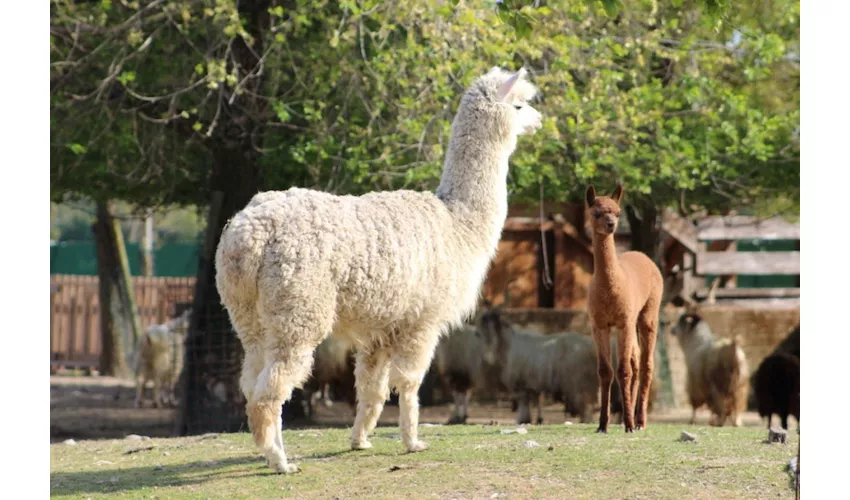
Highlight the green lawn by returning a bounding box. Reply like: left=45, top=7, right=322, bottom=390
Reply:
left=50, top=423, right=798, bottom=499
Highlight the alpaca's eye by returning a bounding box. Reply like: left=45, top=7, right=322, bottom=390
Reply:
left=594, top=212, right=602, bottom=219
left=514, top=105, right=523, bottom=110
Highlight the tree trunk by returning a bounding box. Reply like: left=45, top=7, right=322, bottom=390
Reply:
left=173, top=0, right=311, bottom=436
left=140, top=214, right=154, bottom=276
left=93, top=201, right=129, bottom=377
left=624, top=200, right=675, bottom=409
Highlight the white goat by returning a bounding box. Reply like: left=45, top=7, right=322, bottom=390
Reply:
left=477, top=308, right=599, bottom=425
left=134, top=309, right=191, bottom=408
left=214, top=67, right=542, bottom=473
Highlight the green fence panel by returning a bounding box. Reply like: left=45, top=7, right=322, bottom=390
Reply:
left=50, top=241, right=201, bottom=277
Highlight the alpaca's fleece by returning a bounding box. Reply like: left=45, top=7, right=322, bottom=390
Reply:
left=585, top=184, right=664, bottom=433
left=214, top=66, right=542, bottom=472
left=434, top=324, right=507, bottom=424
left=134, top=309, right=190, bottom=408
left=477, top=310, right=600, bottom=425
left=671, top=311, right=750, bottom=427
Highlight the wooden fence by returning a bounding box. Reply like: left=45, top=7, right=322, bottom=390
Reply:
left=50, top=275, right=196, bottom=371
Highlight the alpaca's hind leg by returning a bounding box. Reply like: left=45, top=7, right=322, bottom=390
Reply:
left=249, top=341, right=318, bottom=474
left=389, top=333, right=440, bottom=453
left=592, top=327, right=614, bottom=433
left=629, top=352, right=640, bottom=423
left=249, top=294, right=330, bottom=474
left=635, top=303, right=658, bottom=430
left=350, top=348, right=391, bottom=450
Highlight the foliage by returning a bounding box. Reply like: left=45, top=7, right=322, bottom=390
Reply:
left=51, top=0, right=799, bottom=217
left=51, top=201, right=205, bottom=244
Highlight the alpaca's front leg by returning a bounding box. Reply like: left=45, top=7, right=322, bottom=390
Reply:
left=350, top=348, right=391, bottom=450
left=615, top=325, right=638, bottom=433
left=592, top=327, right=614, bottom=433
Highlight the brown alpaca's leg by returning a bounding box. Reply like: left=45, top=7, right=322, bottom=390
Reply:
left=629, top=352, right=639, bottom=423
left=616, top=326, right=637, bottom=433
left=635, top=303, right=658, bottom=430
left=593, top=328, right=614, bottom=433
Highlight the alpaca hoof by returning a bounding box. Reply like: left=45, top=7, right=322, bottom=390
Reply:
left=625, top=427, right=635, bottom=433
left=271, top=462, right=301, bottom=474
left=351, top=439, right=373, bottom=450
left=536, top=417, right=544, bottom=425
left=406, top=440, right=429, bottom=453
left=595, top=427, right=607, bottom=434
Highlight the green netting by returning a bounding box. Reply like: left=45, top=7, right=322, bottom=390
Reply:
left=50, top=241, right=201, bottom=277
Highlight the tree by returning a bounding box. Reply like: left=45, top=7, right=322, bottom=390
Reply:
left=51, top=0, right=798, bottom=432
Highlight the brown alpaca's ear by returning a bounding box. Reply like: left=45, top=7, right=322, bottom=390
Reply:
left=611, top=183, right=624, bottom=204
left=585, top=185, right=597, bottom=207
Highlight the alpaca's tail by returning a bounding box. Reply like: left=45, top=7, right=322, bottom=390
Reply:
left=214, top=212, right=267, bottom=317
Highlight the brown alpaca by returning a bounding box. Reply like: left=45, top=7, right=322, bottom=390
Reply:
left=585, top=184, right=664, bottom=433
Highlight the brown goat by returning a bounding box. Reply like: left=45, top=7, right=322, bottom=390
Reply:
left=585, top=184, right=664, bottom=433
left=671, top=311, right=749, bottom=426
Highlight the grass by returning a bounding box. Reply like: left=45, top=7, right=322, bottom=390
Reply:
left=50, top=423, right=798, bottom=499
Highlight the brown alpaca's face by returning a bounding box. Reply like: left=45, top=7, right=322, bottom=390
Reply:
left=588, top=198, right=621, bottom=236
left=585, top=184, right=624, bottom=236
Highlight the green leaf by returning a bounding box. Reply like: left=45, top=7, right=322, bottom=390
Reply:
left=117, top=71, right=136, bottom=85
left=67, top=143, right=87, bottom=156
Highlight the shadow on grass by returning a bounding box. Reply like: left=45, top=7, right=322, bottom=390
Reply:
left=50, top=455, right=277, bottom=496
left=51, top=437, right=410, bottom=497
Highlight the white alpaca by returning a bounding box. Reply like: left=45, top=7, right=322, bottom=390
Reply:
left=214, top=67, right=542, bottom=473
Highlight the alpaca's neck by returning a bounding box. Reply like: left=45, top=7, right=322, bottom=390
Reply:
left=435, top=120, right=515, bottom=250
left=591, top=233, right=622, bottom=283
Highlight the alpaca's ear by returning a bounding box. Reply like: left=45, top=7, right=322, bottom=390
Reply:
left=585, top=185, right=597, bottom=207
left=497, top=67, right=527, bottom=101
left=611, top=183, right=624, bottom=204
